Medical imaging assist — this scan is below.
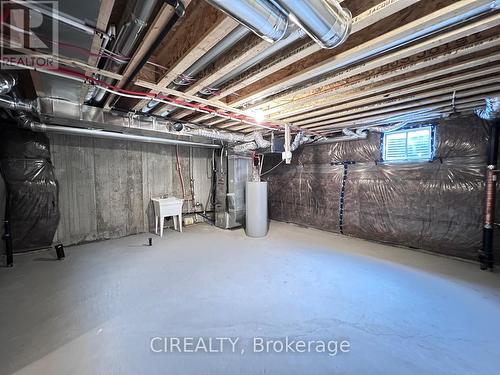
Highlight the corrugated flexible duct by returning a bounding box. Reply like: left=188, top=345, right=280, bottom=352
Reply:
left=476, top=97, right=500, bottom=120
left=233, top=131, right=272, bottom=153
left=183, top=127, right=255, bottom=143
left=0, top=73, right=16, bottom=95
left=290, top=131, right=311, bottom=151
left=0, top=96, right=37, bottom=113
left=304, top=123, right=408, bottom=147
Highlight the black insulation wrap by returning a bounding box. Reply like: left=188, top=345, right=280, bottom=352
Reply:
left=0, top=123, right=59, bottom=253
left=264, top=116, right=496, bottom=262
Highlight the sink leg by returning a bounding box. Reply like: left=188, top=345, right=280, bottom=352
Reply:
left=179, top=214, right=183, bottom=233
left=173, top=216, right=178, bottom=231
left=155, top=216, right=158, bottom=234
left=160, top=217, right=164, bottom=238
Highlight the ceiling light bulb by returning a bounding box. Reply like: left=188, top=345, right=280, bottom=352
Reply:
left=253, top=110, right=266, bottom=123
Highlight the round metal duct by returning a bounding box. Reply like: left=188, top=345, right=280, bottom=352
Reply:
left=207, top=0, right=289, bottom=43
left=278, top=0, right=352, bottom=49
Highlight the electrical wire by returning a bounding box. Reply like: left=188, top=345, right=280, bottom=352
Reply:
left=0, top=58, right=287, bottom=131
left=175, top=145, right=187, bottom=201
left=260, top=160, right=284, bottom=176
left=1, top=25, right=167, bottom=72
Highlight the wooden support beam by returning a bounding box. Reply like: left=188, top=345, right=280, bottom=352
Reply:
left=3, top=51, right=281, bottom=128
left=285, top=49, right=500, bottom=124
left=131, top=0, right=239, bottom=112
left=79, top=0, right=115, bottom=102
left=136, top=0, right=418, bottom=121
left=237, top=100, right=486, bottom=134
left=268, top=33, right=500, bottom=120
left=231, top=0, right=498, bottom=108
left=299, top=69, right=500, bottom=128
left=170, top=109, right=194, bottom=119
left=103, top=2, right=181, bottom=109
left=297, top=74, right=500, bottom=128
left=183, top=36, right=271, bottom=96
left=188, top=113, right=214, bottom=123
left=29, top=71, right=45, bottom=98
left=214, top=0, right=421, bottom=100
left=309, top=88, right=500, bottom=131
left=214, top=120, right=241, bottom=129
left=134, top=79, right=261, bottom=119
left=308, top=91, right=497, bottom=129
left=229, top=79, right=500, bottom=133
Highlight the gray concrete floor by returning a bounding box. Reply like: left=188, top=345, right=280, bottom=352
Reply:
left=1, top=221, right=500, bottom=375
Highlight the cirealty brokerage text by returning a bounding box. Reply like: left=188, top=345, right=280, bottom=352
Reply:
left=150, top=337, right=351, bottom=357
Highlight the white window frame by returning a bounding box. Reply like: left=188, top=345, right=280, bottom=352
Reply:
left=382, top=125, right=435, bottom=163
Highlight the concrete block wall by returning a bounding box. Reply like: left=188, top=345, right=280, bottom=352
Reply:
left=49, top=134, right=213, bottom=246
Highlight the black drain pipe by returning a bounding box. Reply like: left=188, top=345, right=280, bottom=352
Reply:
left=480, top=120, right=499, bottom=270
left=2, top=220, right=13, bottom=267
left=0, top=167, right=13, bottom=267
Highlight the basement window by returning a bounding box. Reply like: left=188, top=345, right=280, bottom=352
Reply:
left=382, top=126, right=435, bottom=163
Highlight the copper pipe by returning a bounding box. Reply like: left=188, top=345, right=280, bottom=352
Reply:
left=484, top=168, right=496, bottom=227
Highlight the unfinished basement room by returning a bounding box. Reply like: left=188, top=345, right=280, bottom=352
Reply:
left=2, top=0, right=500, bottom=374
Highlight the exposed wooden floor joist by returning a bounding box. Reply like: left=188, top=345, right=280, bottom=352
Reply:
left=15, top=0, right=500, bottom=135
left=214, top=0, right=422, bottom=101
left=229, top=0, right=497, bottom=109
left=268, top=34, right=500, bottom=121
left=127, top=0, right=239, bottom=112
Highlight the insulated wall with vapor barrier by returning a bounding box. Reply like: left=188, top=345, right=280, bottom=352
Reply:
left=0, top=123, right=60, bottom=253
left=0, top=173, right=5, bottom=256
left=263, top=115, right=499, bottom=263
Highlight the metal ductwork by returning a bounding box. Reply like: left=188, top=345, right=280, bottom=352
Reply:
left=143, top=25, right=251, bottom=114
left=206, top=0, right=289, bottom=43
left=476, top=97, right=500, bottom=120
left=91, top=0, right=158, bottom=103
left=206, top=0, right=351, bottom=49
left=16, top=114, right=220, bottom=149
left=174, top=26, right=251, bottom=86
left=277, top=0, right=352, bottom=49
left=0, top=73, right=16, bottom=95
left=0, top=95, right=258, bottom=148
left=10, top=0, right=113, bottom=39
left=200, top=26, right=306, bottom=96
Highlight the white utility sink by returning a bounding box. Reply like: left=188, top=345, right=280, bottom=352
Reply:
left=151, top=197, right=184, bottom=237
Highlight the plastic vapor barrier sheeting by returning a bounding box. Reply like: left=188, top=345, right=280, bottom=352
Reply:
left=0, top=123, right=59, bottom=252
left=263, top=116, right=495, bottom=262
